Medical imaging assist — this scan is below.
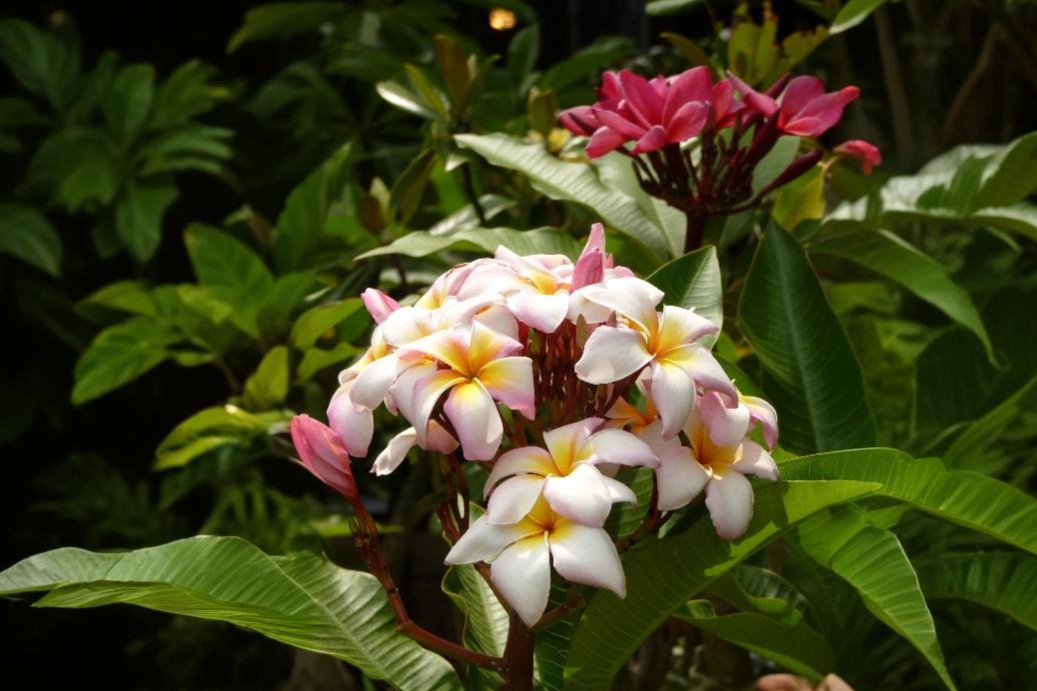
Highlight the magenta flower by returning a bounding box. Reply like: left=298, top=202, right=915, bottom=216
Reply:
left=732, top=75, right=859, bottom=137
left=559, top=67, right=715, bottom=158
left=835, top=139, right=882, bottom=175
left=290, top=414, right=359, bottom=501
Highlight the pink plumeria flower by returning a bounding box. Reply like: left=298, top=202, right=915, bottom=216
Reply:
left=653, top=393, right=779, bottom=539
left=445, top=496, right=626, bottom=627
left=574, top=276, right=734, bottom=437
left=483, top=417, right=656, bottom=525
left=290, top=414, right=360, bottom=501
left=399, top=322, right=534, bottom=461
left=701, top=387, right=779, bottom=450
left=732, top=75, right=859, bottom=137
left=360, top=287, right=400, bottom=323
left=834, top=139, right=881, bottom=175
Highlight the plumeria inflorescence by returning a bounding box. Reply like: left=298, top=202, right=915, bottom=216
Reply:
left=290, top=223, right=779, bottom=631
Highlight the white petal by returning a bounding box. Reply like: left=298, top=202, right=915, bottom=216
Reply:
left=581, top=428, right=658, bottom=467
left=664, top=344, right=736, bottom=398
left=371, top=427, right=417, bottom=476
left=507, top=290, right=570, bottom=334
left=389, top=361, right=436, bottom=423
left=410, top=370, right=465, bottom=446
left=647, top=361, right=695, bottom=439
left=485, top=475, right=545, bottom=525
left=491, top=534, right=552, bottom=627
left=577, top=277, right=663, bottom=333
left=446, top=515, right=538, bottom=564
left=473, top=303, right=519, bottom=340
left=654, top=445, right=708, bottom=511
left=704, top=467, right=755, bottom=540
left=601, top=475, right=637, bottom=505
left=444, top=380, right=504, bottom=461
left=743, top=394, right=779, bottom=449
left=732, top=440, right=779, bottom=481
left=484, top=446, right=556, bottom=497
left=349, top=353, right=400, bottom=409
left=542, top=464, right=613, bottom=526
left=327, top=386, right=373, bottom=457
left=478, top=356, right=535, bottom=419
left=700, top=390, right=751, bottom=447
left=574, top=326, right=652, bottom=384
left=549, top=521, right=626, bottom=597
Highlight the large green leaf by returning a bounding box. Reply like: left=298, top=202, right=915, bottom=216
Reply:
left=810, top=229, right=991, bottom=359
left=779, top=449, right=1037, bottom=555
left=454, top=133, right=676, bottom=261
left=103, top=63, right=155, bottom=144
left=562, top=477, right=880, bottom=689
left=357, top=226, right=581, bottom=262
left=676, top=600, right=834, bottom=680
left=0, top=536, right=460, bottom=690
left=0, top=203, right=61, bottom=276
left=290, top=298, right=364, bottom=349
left=797, top=510, right=955, bottom=689
left=72, top=317, right=179, bottom=405
left=739, top=224, right=875, bottom=453
left=185, top=223, right=273, bottom=295
left=647, top=245, right=722, bottom=346
left=915, top=552, right=1037, bottom=631
left=0, top=18, right=80, bottom=109
left=115, top=182, right=179, bottom=262
left=941, top=375, right=1037, bottom=473
left=443, top=565, right=508, bottom=690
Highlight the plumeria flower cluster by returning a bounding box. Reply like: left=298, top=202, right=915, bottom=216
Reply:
left=290, top=224, right=779, bottom=629
left=559, top=68, right=880, bottom=251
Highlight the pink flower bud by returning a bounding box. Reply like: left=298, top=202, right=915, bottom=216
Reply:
left=290, top=414, right=360, bottom=501
left=834, top=139, right=882, bottom=175
left=361, top=288, right=400, bottom=324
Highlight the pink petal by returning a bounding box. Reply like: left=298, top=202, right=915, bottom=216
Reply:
left=700, top=390, right=751, bottom=447
left=491, top=534, right=552, bottom=627
left=290, top=414, right=358, bottom=500
left=782, top=86, right=859, bottom=137
left=558, top=105, right=601, bottom=136
left=663, top=66, right=713, bottom=125
left=542, top=463, right=614, bottom=526
left=444, top=379, right=504, bottom=461
left=549, top=521, right=626, bottom=597
left=360, top=288, right=400, bottom=324
left=729, top=73, right=777, bottom=117
left=743, top=394, right=779, bottom=449
left=665, top=101, right=709, bottom=142
left=704, top=467, right=755, bottom=540
left=779, top=76, right=825, bottom=120
left=630, top=125, right=669, bottom=155
left=574, top=325, right=652, bottom=385
left=619, top=69, right=664, bottom=127
left=327, top=385, right=374, bottom=457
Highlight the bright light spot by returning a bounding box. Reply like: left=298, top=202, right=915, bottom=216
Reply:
left=489, top=8, right=517, bottom=31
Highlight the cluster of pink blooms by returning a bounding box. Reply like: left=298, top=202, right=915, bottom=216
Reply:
left=559, top=67, right=880, bottom=173
left=291, top=224, right=779, bottom=627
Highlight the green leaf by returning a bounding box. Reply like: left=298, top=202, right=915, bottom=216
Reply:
left=185, top=223, right=273, bottom=296
left=507, top=25, right=540, bottom=91
left=390, top=149, right=437, bottom=227
left=155, top=405, right=283, bottom=470
left=228, top=2, right=347, bottom=52
left=752, top=136, right=800, bottom=194
left=660, top=31, right=713, bottom=67
left=290, top=299, right=365, bottom=349
left=646, top=0, right=705, bottom=17
left=435, top=34, right=470, bottom=106
left=455, top=133, right=675, bottom=261
left=358, top=226, right=581, bottom=261
left=443, top=565, right=507, bottom=689
left=772, top=165, right=825, bottom=230
left=274, top=143, right=352, bottom=271
left=0, top=203, right=61, bottom=276
left=779, top=449, right=1037, bottom=556
left=29, top=128, right=121, bottom=211
left=428, top=194, right=515, bottom=236
left=102, top=64, right=155, bottom=144
left=676, top=600, right=834, bottom=681
left=830, top=0, right=891, bottom=34
left=647, top=245, right=723, bottom=346
left=915, top=552, right=1037, bottom=631
left=376, top=80, right=442, bottom=120
left=538, top=36, right=633, bottom=92
left=243, top=346, right=290, bottom=410
left=0, top=536, right=460, bottom=690
left=115, top=182, right=179, bottom=262
left=942, top=375, right=1037, bottom=472
left=810, top=229, right=992, bottom=360
left=562, top=477, right=880, bottom=689
left=738, top=224, right=875, bottom=453
left=151, top=60, right=226, bottom=128
left=72, top=317, right=178, bottom=405
left=296, top=342, right=364, bottom=381
left=403, top=64, right=447, bottom=119
left=797, top=510, right=955, bottom=689
left=0, top=18, right=80, bottom=109
left=80, top=280, right=156, bottom=316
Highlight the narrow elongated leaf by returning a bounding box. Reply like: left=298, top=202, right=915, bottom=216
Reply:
left=228, top=2, right=347, bottom=52
left=443, top=565, right=507, bottom=690
left=739, top=224, right=875, bottom=453
left=562, top=477, right=880, bottom=689
left=779, top=449, right=1037, bottom=555
left=376, top=80, right=441, bottom=120
left=797, top=510, right=955, bottom=689
left=915, top=552, right=1037, bottom=631
left=454, top=133, right=675, bottom=260
left=811, top=229, right=991, bottom=359
left=676, top=600, right=834, bottom=680
left=648, top=245, right=722, bottom=345
left=0, top=536, right=460, bottom=690
left=358, top=226, right=581, bottom=261
left=830, top=0, right=891, bottom=34
left=0, top=203, right=61, bottom=275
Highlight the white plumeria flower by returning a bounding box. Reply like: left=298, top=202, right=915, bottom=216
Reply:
left=574, top=276, right=734, bottom=438
left=701, top=386, right=779, bottom=449
left=398, top=322, right=534, bottom=461
left=483, top=417, right=656, bottom=526
left=445, top=496, right=626, bottom=627
left=371, top=422, right=458, bottom=476
left=649, top=392, right=779, bottom=540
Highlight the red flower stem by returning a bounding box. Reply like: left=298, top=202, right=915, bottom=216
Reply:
left=500, top=612, right=536, bottom=691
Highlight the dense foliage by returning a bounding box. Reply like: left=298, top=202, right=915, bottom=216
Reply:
left=1, top=1, right=1035, bottom=690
